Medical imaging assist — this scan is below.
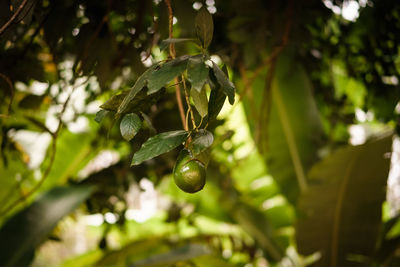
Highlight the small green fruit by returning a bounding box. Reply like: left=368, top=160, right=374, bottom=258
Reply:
left=173, top=149, right=206, bottom=193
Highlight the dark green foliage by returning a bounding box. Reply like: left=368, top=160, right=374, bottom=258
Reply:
left=0, top=185, right=93, bottom=267
left=131, top=130, right=188, bottom=166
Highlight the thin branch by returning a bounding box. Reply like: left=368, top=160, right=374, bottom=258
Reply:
left=14, top=0, right=37, bottom=24
left=164, top=0, right=176, bottom=59
left=164, top=0, right=186, bottom=131
left=0, top=0, right=30, bottom=36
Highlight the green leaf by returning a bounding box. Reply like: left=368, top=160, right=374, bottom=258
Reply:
left=94, top=109, right=109, bottom=123
left=211, top=62, right=235, bottom=105
left=230, top=201, right=284, bottom=261
left=195, top=6, right=214, bottom=49
left=101, top=88, right=165, bottom=114
left=191, top=129, right=213, bottom=155
left=191, top=87, right=208, bottom=118
left=117, top=64, right=159, bottom=114
left=296, top=134, right=392, bottom=267
left=187, top=55, right=209, bottom=92
left=263, top=49, right=324, bottom=204
left=129, top=244, right=211, bottom=266
left=131, top=130, right=188, bottom=166
left=0, top=185, right=94, bottom=267
left=147, top=55, right=190, bottom=94
left=160, top=38, right=196, bottom=51
left=120, top=113, right=142, bottom=141
left=207, top=70, right=226, bottom=121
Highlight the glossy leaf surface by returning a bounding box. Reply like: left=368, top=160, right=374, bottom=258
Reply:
left=131, top=130, right=188, bottom=166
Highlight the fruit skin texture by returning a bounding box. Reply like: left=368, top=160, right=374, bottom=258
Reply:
left=173, top=149, right=206, bottom=193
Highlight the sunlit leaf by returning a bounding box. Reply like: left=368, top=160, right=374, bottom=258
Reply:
left=191, top=129, right=213, bottom=155
left=120, top=113, right=142, bottom=141
left=187, top=55, right=208, bottom=92
left=131, top=130, right=188, bottom=165
left=296, top=133, right=392, bottom=267
left=191, top=87, right=208, bottom=118
left=0, top=185, right=94, bottom=267
left=195, top=7, right=214, bottom=49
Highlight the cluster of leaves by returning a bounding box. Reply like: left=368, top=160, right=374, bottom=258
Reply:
left=97, top=7, right=235, bottom=175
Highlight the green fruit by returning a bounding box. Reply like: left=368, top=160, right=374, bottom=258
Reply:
left=173, top=149, right=206, bottom=193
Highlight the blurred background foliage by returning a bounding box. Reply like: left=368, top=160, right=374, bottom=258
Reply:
left=0, top=0, right=400, bottom=266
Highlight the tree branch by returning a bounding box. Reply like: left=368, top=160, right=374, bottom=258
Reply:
left=164, top=0, right=187, bottom=131
left=0, top=0, right=30, bottom=36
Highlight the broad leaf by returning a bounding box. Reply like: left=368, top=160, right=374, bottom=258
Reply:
left=211, top=62, right=235, bottom=105
left=94, top=109, right=109, bottom=123
left=120, top=113, right=142, bottom=141
left=191, top=87, right=208, bottom=118
left=195, top=7, right=214, bottom=49
left=160, top=38, right=196, bottom=51
left=101, top=88, right=165, bottom=114
left=296, top=134, right=392, bottom=267
left=0, top=185, right=94, bottom=267
left=131, top=130, right=188, bottom=165
left=263, top=49, right=324, bottom=204
left=147, top=55, right=190, bottom=94
left=117, top=64, right=159, bottom=114
left=207, top=71, right=226, bottom=122
left=187, top=55, right=208, bottom=92
left=191, top=129, right=213, bottom=155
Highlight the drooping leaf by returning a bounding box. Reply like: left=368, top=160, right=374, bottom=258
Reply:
left=131, top=130, right=188, bottom=166
left=296, top=134, right=392, bottom=267
left=147, top=55, right=190, bottom=94
left=187, top=55, right=209, bottom=92
left=263, top=49, right=324, bottom=204
left=117, top=64, right=159, bottom=114
left=94, top=109, right=109, bottom=123
left=0, top=185, right=94, bottom=267
left=195, top=6, right=214, bottom=49
left=207, top=70, right=226, bottom=121
left=191, top=129, right=213, bottom=155
left=101, top=88, right=165, bottom=114
left=120, top=113, right=142, bottom=141
left=191, top=87, right=208, bottom=118
left=159, top=38, right=196, bottom=51
left=211, top=62, right=235, bottom=105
